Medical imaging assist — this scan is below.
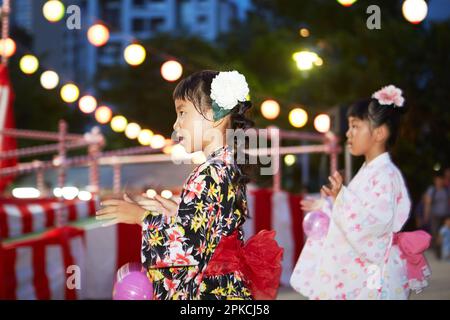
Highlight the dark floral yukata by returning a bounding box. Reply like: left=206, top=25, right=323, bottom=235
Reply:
left=141, top=145, right=252, bottom=300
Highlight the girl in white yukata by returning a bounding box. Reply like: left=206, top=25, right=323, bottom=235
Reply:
left=290, top=85, right=431, bottom=300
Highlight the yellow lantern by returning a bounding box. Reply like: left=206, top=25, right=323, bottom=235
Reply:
left=150, top=134, right=166, bottom=149
left=110, top=115, right=128, bottom=133
left=284, top=154, right=296, bottom=166
left=125, top=123, right=141, bottom=139
left=337, top=0, right=357, bottom=7
left=402, top=0, right=428, bottom=24
left=138, top=129, right=154, bottom=146
left=0, top=38, right=16, bottom=58
left=60, top=83, right=80, bottom=103
left=40, top=70, right=59, bottom=89
left=87, top=24, right=110, bottom=47
left=299, top=28, right=310, bottom=37
left=95, top=106, right=112, bottom=124
left=314, top=114, right=331, bottom=133
left=20, top=55, right=39, bottom=74
left=292, top=51, right=320, bottom=71
left=161, top=60, right=183, bottom=82
left=43, top=0, right=65, bottom=23
left=124, top=44, right=146, bottom=66
left=289, top=108, right=308, bottom=128
left=78, top=95, right=97, bottom=114
left=261, top=99, right=281, bottom=120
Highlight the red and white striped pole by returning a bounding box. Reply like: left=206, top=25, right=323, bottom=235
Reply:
left=113, top=161, right=121, bottom=194
left=1, top=0, right=10, bottom=66
left=56, top=120, right=67, bottom=227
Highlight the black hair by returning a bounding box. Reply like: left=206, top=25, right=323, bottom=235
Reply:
left=346, top=98, right=407, bottom=149
left=433, top=170, right=445, bottom=178
left=173, top=70, right=255, bottom=217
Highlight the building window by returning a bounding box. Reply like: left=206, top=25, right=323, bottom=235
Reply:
left=150, top=17, right=166, bottom=32
left=133, top=0, right=146, bottom=7
left=132, top=18, right=146, bottom=32
left=100, top=0, right=121, bottom=31
left=197, top=15, right=207, bottom=24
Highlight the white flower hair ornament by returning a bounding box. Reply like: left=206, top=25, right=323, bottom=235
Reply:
left=371, top=85, right=405, bottom=108
left=210, top=70, right=250, bottom=121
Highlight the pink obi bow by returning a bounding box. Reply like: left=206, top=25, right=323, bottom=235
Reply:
left=393, top=230, right=432, bottom=293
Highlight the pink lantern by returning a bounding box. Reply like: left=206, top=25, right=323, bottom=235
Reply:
left=112, top=262, right=153, bottom=300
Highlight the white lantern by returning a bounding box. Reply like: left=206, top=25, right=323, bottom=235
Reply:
left=402, top=0, right=428, bottom=24
left=314, top=114, right=331, bottom=133
left=161, top=60, right=183, bottom=82
left=40, top=70, right=59, bottom=89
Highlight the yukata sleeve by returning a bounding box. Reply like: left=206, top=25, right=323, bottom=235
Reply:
left=331, top=170, right=396, bottom=265
left=142, top=164, right=236, bottom=272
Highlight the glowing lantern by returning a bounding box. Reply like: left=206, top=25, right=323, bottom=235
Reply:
left=124, top=44, right=146, bottom=66
left=110, top=115, right=128, bottom=132
left=299, top=28, right=310, bottom=37
left=161, top=60, right=183, bottom=82
left=261, top=99, right=280, bottom=120
left=337, top=0, right=357, bottom=7
left=289, top=108, right=308, bottom=128
left=43, top=0, right=65, bottom=22
left=40, top=70, right=59, bottom=89
left=125, top=123, right=141, bottom=139
left=0, top=38, right=16, bottom=58
left=138, top=129, right=154, bottom=146
left=314, top=114, right=331, bottom=133
left=161, top=190, right=173, bottom=199
left=60, top=83, right=80, bottom=103
left=284, top=154, right=296, bottom=166
left=292, top=51, right=320, bottom=71
left=146, top=189, right=157, bottom=198
left=87, top=24, right=110, bottom=47
left=150, top=134, right=166, bottom=149
left=79, top=95, right=97, bottom=114
left=20, top=55, right=39, bottom=74
left=402, top=0, right=428, bottom=24
left=95, top=106, right=112, bottom=124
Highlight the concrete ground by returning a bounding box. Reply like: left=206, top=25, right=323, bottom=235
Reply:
left=276, top=251, right=450, bottom=300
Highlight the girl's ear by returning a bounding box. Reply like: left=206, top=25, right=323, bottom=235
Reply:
left=374, top=124, right=389, bottom=144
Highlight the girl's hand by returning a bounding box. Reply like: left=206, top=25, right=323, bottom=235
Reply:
left=321, top=171, right=343, bottom=202
left=124, top=193, right=178, bottom=217
left=96, top=199, right=147, bottom=226
left=300, top=197, right=323, bottom=212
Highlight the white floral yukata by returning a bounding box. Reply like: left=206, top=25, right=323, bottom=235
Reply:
left=291, top=152, right=412, bottom=300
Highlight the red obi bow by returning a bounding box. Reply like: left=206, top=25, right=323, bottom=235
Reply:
left=204, top=230, right=284, bottom=300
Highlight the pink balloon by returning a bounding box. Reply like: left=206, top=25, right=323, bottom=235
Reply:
left=303, top=210, right=330, bottom=240
left=113, top=262, right=153, bottom=300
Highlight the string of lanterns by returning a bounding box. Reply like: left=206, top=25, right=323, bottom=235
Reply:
left=336, top=0, right=428, bottom=24
left=16, top=0, right=370, bottom=141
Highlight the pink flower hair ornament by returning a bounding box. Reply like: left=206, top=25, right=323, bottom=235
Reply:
left=371, top=85, right=405, bottom=108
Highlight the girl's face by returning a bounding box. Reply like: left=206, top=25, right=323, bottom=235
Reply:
left=173, top=99, right=224, bottom=153
left=345, top=116, right=377, bottom=156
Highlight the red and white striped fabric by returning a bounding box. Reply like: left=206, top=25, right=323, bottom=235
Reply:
left=0, top=198, right=98, bottom=239
left=0, top=189, right=304, bottom=299
left=0, top=65, right=17, bottom=192
left=0, top=222, right=141, bottom=300
left=244, top=189, right=304, bottom=286
left=0, top=226, right=86, bottom=299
